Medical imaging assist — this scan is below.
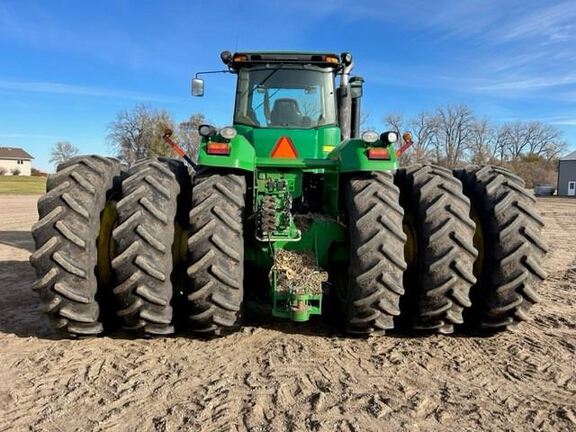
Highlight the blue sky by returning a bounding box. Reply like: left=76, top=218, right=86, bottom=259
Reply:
left=1, top=0, right=575, bottom=171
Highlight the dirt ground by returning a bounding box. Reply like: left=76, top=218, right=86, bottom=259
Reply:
left=0, top=195, right=575, bottom=432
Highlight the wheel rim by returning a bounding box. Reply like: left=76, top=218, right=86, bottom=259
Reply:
left=403, top=213, right=418, bottom=268
left=96, top=200, right=118, bottom=287
left=470, top=206, right=485, bottom=279
left=172, top=221, right=188, bottom=267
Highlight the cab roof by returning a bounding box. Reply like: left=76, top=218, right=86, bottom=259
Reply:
left=229, top=52, right=342, bottom=69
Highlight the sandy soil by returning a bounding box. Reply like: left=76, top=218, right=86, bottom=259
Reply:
left=0, top=195, right=575, bottom=432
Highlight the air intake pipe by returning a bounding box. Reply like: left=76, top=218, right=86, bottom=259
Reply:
left=350, top=76, right=364, bottom=139
left=338, top=53, right=354, bottom=140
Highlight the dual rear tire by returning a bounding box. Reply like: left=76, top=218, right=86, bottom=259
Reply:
left=31, top=156, right=121, bottom=336
left=455, top=166, right=548, bottom=330
left=396, top=165, right=478, bottom=334
left=343, top=171, right=407, bottom=335
left=341, top=164, right=546, bottom=335
left=185, top=171, right=246, bottom=335
left=111, top=158, right=190, bottom=335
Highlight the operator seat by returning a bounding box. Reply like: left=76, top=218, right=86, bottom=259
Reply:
left=270, top=98, right=302, bottom=127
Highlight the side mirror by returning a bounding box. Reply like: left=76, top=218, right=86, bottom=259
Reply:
left=191, top=78, right=204, bottom=97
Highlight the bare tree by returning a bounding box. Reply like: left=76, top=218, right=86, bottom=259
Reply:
left=499, top=122, right=527, bottom=160
left=543, top=138, right=568, bottom=161
left=409, top=112, right=436, bottom=164
left=525, top=121, right=567, bottom=161
left=469, top=118, right=506, bottom=165
left=178, top=113, right=207, bottom=162
left=384, top=113, right=404, bottom=135
left=107, top=104, right=174, bottom=166
left=498, top=120, right=567, bottom=162
left=49, top=141, right=79, bottom=167
left=432, top=104, right=475, bottom=168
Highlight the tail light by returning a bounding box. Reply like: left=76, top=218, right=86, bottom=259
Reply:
left=206, top=142, right=230, bottom=155
left=367, top=148, right=390, bottom=160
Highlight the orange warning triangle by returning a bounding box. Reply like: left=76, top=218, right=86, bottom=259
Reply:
left=271, top=137, right=298, bottom=159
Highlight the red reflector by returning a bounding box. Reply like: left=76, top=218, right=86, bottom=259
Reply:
left=367, top=148, right=390, bottom=160
left=271, top=137, right=298, bottom=159
left=206, top=142, right=230, bottom=155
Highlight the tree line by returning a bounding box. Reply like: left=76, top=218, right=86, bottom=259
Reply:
left=384, top=104, right=568, bottom=187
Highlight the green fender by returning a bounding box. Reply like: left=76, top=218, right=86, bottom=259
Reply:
left=197, top=134, right=256, bottom=172
left=329, top=138, right=398, bottom=172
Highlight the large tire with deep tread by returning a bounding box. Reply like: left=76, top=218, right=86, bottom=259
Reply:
left=344, top=171, right=407, bottom=335
left=186, top=171, right=246, bottom=335
left=454, top=165, right=547, bottom=330
left=30, top=155, right=121, bottom=336
left=111, top=158, right=189, bottom=335
left=396, top=165, right=478, bottom=334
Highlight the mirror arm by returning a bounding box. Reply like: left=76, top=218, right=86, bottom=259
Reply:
left=195, top=70, right=230, bottom=78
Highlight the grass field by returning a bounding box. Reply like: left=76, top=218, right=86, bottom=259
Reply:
left=0, top=176, right=47, bottom=194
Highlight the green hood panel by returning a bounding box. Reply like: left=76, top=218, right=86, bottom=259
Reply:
left=234, top=125, right=341, bottom=159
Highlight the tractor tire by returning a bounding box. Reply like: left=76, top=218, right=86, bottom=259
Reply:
left=396, top=165, right=477, bottom=334
left=454, top=165, right=547, bottom=330
left=30, top=155, right=121, bottom=336
left=111, top=158, right=188, bottom=335
left=186, top=171, right=246, bottom=335
left=344, top=171, right=407, bottom=335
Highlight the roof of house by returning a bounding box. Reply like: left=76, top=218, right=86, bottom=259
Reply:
left=560, top=150, right=576, bottom=161
left=0, top=147, right=34, bottom=160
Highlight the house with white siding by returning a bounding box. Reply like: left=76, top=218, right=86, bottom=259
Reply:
left=0, top=147, right=34, bottom=176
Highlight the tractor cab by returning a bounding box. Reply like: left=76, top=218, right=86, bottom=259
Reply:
left=193, top=52, right=365, bottom=160
left=230, top=53, right=339, bottom=130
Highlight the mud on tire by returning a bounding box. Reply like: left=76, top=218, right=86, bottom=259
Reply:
left=344, top=171, right=407, bottom=335
left=111, top=158, right=190, bottom=335
left=455, top=165, right=547, bottom=330
left=30, top=156, right=121, bottom=336
left=396, top=165, right=477, bottom=334
left=186, top=171, right=246, bottom=335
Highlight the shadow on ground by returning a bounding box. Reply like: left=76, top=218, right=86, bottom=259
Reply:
left=0, top=260, right=60, bottom=339
left=0, top=231, right=35, bottom=253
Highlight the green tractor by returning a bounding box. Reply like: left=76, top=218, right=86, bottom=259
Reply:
left=30, top=51, right=547, bottom=337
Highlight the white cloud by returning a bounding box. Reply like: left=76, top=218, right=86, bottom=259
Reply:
left=550, top=119, right=576, bottom=126
left=494, top=2, right=576, bottom=43
left=0, top=133, right=60, bottom=139
left=472, top=74, right=576, bottom=92
left=0, top=80, right=179, bottom=103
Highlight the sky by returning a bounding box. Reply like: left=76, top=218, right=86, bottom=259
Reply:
left=1, top=0, right=575, bottom=172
